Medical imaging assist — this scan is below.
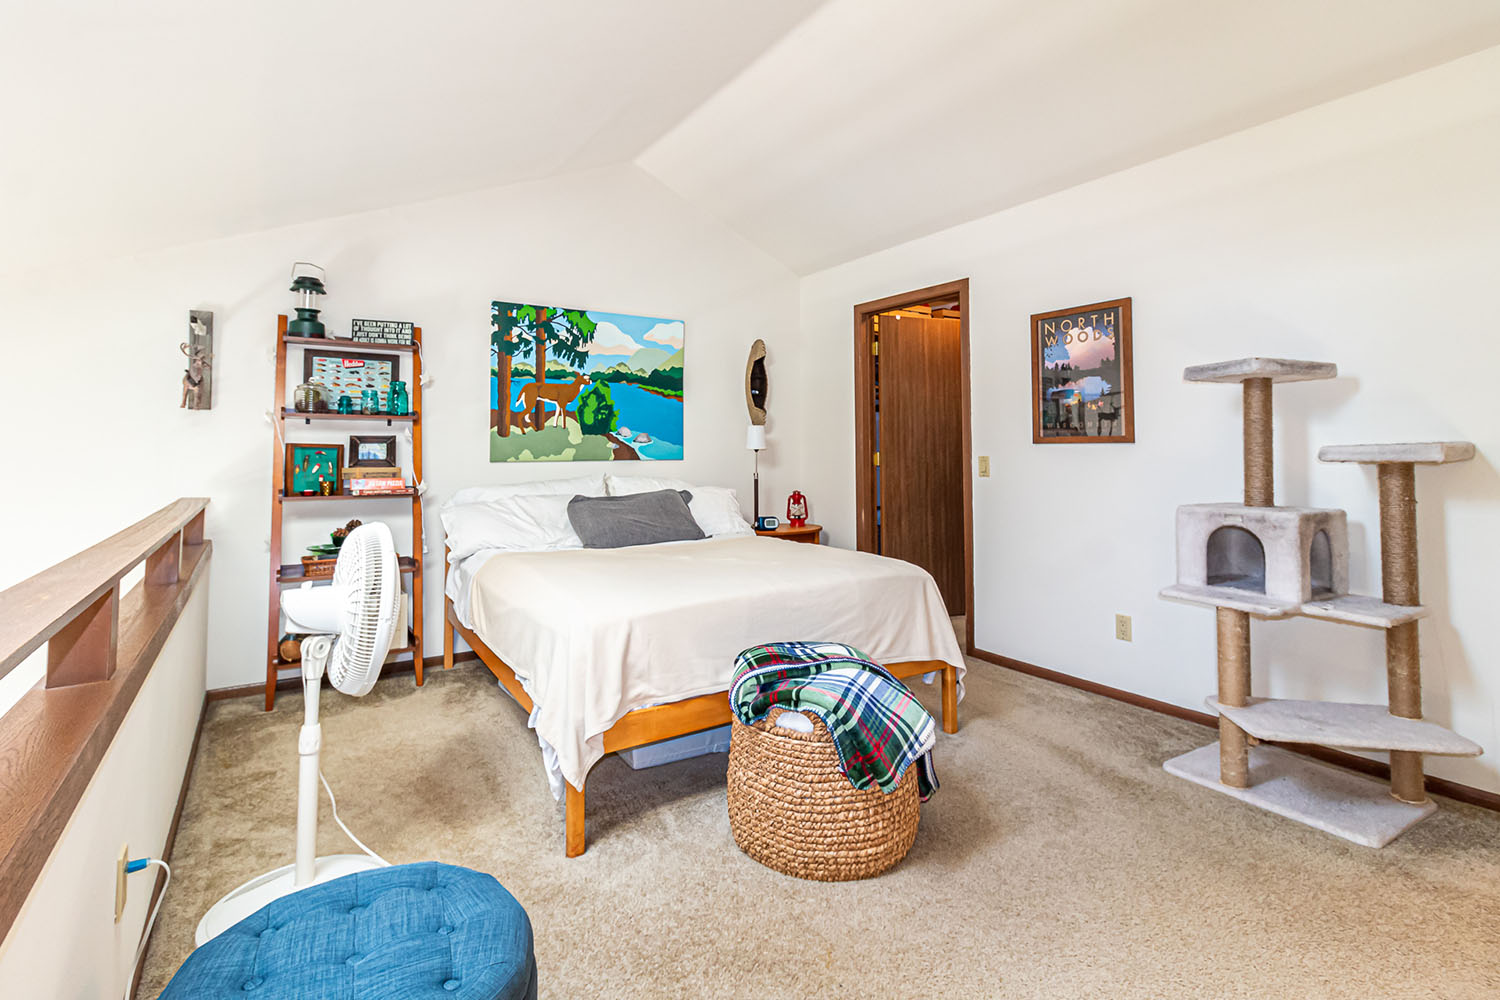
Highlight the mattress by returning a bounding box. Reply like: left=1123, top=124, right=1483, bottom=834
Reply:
left=455, top=535, right=965, bottom=794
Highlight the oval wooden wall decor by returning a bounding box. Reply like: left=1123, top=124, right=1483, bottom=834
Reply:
left=746, top=339, right=768, bottom=425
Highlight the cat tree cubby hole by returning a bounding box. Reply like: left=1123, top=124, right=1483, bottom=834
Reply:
left=1206, top=526, right=1263, bottom=591
left=1207, top=525, right=1333, bottom=595
left=1169, top=503, right=1348, bottom=611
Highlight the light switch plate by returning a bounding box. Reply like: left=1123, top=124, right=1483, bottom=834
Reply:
left=978, top=456, right=991, bottom=477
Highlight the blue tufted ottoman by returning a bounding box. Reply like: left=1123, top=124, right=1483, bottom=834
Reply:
left=160, top=862, right=536, bottom=999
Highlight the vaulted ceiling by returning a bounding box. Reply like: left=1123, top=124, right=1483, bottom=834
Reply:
left=0, top=0, right=824, bottom=274
left=4, top=0, right=1500, bottom=278
left=639, top=0, right=1500, bottom=273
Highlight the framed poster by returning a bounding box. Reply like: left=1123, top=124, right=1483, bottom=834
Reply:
left=284, top=442, right=344, bottom=495
left=489, top=300, right=684, bottom=462
left=303, top=349, right=400, bottom=403
left=1030, top=297, right=1133, bottom=444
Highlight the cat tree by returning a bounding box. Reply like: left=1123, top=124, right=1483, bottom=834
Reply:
left=1159, top=358, right=1480, bottom=847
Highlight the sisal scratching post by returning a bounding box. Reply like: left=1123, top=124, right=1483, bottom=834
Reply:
left=1216, top=608, right=1252, bottom=787
left=1213, top=377, right=1275, bottom=787
left=1378, top=462, right=1425, bottom=803
left=1242, top=377, right=1274, bottom=507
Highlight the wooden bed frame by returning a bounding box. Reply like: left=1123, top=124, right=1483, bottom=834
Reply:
left=441, top=546, right=960, bottom=857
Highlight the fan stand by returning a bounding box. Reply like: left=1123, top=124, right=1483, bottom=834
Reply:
left=194, top=636, right=385, bottom=945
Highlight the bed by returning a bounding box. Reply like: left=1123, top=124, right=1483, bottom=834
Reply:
left=439, top=477, right=965, bottom=856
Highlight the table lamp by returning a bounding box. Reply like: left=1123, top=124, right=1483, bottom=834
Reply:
left=746, top=424, right=766, bottom=525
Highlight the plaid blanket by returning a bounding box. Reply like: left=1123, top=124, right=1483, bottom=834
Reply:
left=730, top=641, right=938, bottom=800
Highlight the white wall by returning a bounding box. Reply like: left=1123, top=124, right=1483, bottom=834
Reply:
left=0, top=164, right=800, bottom=690
left=798, top=48, right=1500, bottom=793
left=0, top=581, right=208, bottom=996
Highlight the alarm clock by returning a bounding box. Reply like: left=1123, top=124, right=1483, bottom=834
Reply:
left=755, top=515, right=780, bottom=531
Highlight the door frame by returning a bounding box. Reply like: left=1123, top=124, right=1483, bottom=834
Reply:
left=853, top=278, right=974, bottom=654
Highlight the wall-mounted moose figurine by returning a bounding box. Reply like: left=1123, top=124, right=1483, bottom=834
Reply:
left=181, top=309, right=214, bottom=409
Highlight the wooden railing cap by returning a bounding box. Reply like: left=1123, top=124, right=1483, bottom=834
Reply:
left=0, top=498, right=208, bottom=681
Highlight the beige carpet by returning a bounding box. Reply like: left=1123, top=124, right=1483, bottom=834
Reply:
left=141, top=651, right=1500, bottom=999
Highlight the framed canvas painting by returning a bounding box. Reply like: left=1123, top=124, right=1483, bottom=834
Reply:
left=489, top=300, right=684, bottom=462
left=1030, top=297, right=1133, bottom=444
left=285, top=442, right=344, bottom=495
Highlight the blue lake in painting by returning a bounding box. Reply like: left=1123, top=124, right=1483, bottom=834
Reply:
left=492, top=377, right=684, bottom=460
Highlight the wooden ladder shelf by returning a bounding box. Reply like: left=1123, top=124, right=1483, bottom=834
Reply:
left=264, top=315, right=426, bottom=709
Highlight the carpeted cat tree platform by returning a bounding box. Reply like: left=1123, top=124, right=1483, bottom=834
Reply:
left=1159, top=357, right=1481, bottom=847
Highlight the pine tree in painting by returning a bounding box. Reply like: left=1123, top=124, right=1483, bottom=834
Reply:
left=490, top=302, right=598, bottom=435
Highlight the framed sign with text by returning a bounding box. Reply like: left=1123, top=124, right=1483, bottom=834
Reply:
left=351, top=318, right=415, bottom=345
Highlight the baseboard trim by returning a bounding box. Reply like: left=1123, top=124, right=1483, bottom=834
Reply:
left=970, top=647, right=1500, bottom=813
left=131, top=694, right=207, bottom=998
left=206, top=651, right=480, bottom=702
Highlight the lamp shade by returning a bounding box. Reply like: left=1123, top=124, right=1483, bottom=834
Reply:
left=746, top=425, right=766, bottom=451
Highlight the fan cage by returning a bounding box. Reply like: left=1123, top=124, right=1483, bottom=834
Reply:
left=328, top=524, right=401, bottom=695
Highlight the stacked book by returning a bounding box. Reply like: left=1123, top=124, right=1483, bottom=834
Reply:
left=341, top=467, right=409, bottom=495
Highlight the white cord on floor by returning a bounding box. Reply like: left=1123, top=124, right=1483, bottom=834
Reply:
left=122, top=859, right=170, bottom=1000
left=319, top=770, right=389, bottom=866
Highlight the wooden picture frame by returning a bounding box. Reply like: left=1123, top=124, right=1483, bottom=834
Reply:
left=348, top=434, right=397, bottom=467
left=303, top=349, right=400, bottom=404
left=1030, top=297, right=1134, bottom=444
left=284, top=442, right=344, bottom=495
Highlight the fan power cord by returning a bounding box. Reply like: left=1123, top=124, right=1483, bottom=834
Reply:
left=319, top=770, right=389, bottom=867
left=121, top=858, right=170, bottom=1000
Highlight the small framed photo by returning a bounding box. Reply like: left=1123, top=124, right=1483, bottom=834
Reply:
left=285, top=442, right=344, bottom=495
left=303, top=349, right=400, bottom=403
left=1030, top=297, right=1134, bottom=444
left=349, top=434, right=396, bottom=467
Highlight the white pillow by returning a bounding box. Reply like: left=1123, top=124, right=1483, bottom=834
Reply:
left=606, top=474, right=695, bottom=496
left=447, top=474, right=605, bottom=509
left=687, top=486, right=754, bottom=538
left=441, top=493, right=582, bottom=559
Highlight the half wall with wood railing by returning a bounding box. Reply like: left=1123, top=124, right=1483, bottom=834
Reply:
left=0, top=498, right=211, bottom=956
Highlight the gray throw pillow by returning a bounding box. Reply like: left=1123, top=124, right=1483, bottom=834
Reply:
left=567, top=490, right=706, bottom=549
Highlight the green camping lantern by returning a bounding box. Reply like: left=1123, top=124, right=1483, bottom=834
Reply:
left=287, top=262, right=328, bottom=338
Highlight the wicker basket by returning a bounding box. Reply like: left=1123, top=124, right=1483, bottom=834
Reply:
left=727, top=706, right=919, bottom=881
left=300, top=556, right=337, bottom=579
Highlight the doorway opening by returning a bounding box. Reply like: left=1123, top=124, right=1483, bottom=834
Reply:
left=854, top=279, right=973, bottom=654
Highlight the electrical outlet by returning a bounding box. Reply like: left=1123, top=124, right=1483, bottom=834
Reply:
left=1115, top=614, right=1132, bottom=642
left=978, top=456, right=991, bottom=477
left=115, top=843, right=129, bottom=922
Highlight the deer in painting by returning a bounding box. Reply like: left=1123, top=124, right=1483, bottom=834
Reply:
left=516, top=373, right=590, bottom=429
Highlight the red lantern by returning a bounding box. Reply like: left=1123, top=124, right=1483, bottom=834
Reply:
left=786, top=490, right=808, bottom=527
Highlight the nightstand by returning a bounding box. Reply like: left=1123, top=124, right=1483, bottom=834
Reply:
left=754, top=523, right=822, bottom=545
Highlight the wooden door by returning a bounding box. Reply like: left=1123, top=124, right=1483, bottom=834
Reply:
left=877, top=312, right=965, bottom=610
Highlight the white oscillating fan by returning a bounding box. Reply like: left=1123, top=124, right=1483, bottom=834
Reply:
left=195, top=523, right=402, bottom=945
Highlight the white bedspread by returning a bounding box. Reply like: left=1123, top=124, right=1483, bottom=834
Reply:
left=461, top=536, right=965, bottom=794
